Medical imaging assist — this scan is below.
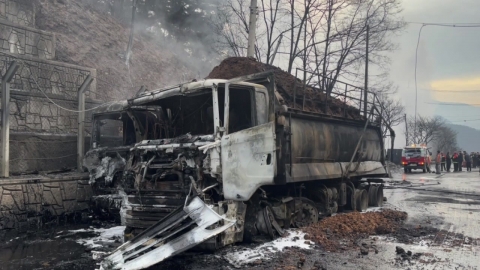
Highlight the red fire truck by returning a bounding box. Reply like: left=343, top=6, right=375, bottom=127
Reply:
left=401, top=144, right=432, bottom=173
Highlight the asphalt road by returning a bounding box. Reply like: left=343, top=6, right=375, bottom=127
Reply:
left=379, top=168, right=480, bottom=269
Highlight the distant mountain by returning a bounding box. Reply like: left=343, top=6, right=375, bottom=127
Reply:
left=433, top=103, right=480, bottom=130
left=446, top=123, right=480, bottom=152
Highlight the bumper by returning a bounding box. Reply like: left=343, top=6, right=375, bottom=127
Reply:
left=403, top=164, right=426, bottom=169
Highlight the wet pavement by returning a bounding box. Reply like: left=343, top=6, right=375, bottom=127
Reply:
left=0, top=225, right=99, bottom=270
left=1, top=168, right=479, bottom=269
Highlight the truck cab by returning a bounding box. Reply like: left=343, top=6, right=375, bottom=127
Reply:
left=401, top=144, right=431, bottom=173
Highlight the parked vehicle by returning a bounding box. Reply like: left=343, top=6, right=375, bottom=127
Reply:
left=401, top=144, right=431, bottom=173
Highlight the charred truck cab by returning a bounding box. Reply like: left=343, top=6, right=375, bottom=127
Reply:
left=100, top=72, right=392, bottom=270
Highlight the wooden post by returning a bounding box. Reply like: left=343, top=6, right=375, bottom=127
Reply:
left=1, top=61, right=19, bottom=178
left=77, top=75, right=93, bottom=172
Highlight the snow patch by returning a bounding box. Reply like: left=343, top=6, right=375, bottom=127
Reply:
left=224, top=230, right=313, bottom=268
left=71, top=226, right=125, bottom=249
left=365, top=207, right=384, bottom=212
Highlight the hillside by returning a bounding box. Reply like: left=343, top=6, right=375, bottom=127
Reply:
left=446, top=123, right=480, bottom=152
left=34, top=0, right=197, bottom=100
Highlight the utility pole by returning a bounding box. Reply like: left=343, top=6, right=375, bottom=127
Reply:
left=77, top=75, right=94, bottom=172
left=302, top=0, right=307, bottom=110
left=404, top=113, right=408, bottom=146
left=247, top=0, right=258, bottom=58
left=364, top=24, right=369, bottom=118
left=125, top=0, right=137, bottom=65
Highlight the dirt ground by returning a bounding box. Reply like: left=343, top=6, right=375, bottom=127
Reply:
left=208, top=57, right=363, bottom=118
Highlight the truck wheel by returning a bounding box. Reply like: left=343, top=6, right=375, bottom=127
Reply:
left=355, top=189, right=368, bottom=212
left=376, top=185, right=384, bottom=207
left=423, top=165, right=426, bottom=173
left=368, top=185, right=378, bottom=206
left=404, top=167, right=408, bottom=173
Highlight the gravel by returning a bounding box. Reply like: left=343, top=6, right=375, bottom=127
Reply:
left=303, top=209, right=408, bottom=251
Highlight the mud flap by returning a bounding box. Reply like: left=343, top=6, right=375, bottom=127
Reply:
left=100, top=196, right=236, bottom=270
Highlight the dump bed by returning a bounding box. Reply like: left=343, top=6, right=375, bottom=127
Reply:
left=283, top=113, right=386, bottom=183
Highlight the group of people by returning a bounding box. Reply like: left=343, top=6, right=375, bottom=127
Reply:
left=436, top=151, right=480, bottom=173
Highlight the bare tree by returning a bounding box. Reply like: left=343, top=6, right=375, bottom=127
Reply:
left=434, top=126, right=458, bottom=153
left=213, top=0, right=404, bottom=91
left=376, top=93, right=404, bottom=137
left=213, top=0, right=291, bottom=62
left=313, top=0, right=404, bottom=93
left=405, top=115, right=448, bottom=146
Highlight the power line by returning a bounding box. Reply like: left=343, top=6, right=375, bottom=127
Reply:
left=414, top=23, right=480, bottom=140
left=428, top=89, right=480, bottom=93
left=405, top=21, right=480, bottom=26
left=449, top=118, right=480, bottom=123
left=424, top=102, right=480, bottom=106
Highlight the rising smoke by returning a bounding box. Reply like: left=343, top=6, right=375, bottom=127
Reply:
left=82, top=0, right=223, bottom=80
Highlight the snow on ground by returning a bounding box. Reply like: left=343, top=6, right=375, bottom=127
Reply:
left=224, top=230, right=313, bottom=268
left=70, top=226, right=125, bottom=248
left=365, top=207, right=384, bottom=212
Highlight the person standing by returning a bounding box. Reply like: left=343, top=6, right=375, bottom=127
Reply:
left=458, top=151, right=464, bottom=172
left=441, top=152, right=446, bottom=171
left=435, top=151, right=441, bottom=174
left=465, top=151, right=472, bottom=172
left=446, top=152, right=451, bottom=172
left=453, top=152, right=458, bottom=172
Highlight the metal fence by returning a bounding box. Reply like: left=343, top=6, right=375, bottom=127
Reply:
left=0, top=52, right=98, bottom=133
left=0, top=51, right=102, bottom=175
left=292, top=68, right=388, bottom=124
left=0, top=19, right=56, bottom=60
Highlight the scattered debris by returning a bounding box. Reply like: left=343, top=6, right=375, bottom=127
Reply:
left=303, top=209, right=408, bottom=252
left=65, top=226, right=125, bottom=250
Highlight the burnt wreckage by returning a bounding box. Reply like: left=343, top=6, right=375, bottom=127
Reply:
left=85, top=72, right=394, bottom=269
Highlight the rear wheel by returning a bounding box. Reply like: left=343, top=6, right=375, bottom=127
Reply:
left=355, top=189, right=369, bottom=212
left=368, top=185, right=378, bottom=206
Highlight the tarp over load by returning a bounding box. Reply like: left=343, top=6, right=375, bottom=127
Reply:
left=207, top=57, right=363, bottom=119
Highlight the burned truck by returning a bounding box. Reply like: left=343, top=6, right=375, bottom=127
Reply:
left=98, top=69, right=394, bottom=269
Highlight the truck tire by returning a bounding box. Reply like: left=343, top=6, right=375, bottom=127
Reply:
left=355, top=189, right=368, bottom=212
left=404, top=167, right=408, bottom=173
left=423, top=165, right=426, bottom=173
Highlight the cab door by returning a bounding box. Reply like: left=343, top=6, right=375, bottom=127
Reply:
left=221, top=83, right=276, bottom=201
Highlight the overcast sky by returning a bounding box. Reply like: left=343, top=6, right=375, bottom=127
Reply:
left=385, top=0, right=480, bottom=147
